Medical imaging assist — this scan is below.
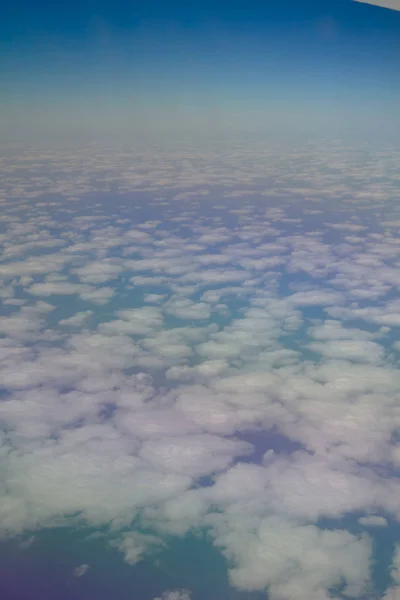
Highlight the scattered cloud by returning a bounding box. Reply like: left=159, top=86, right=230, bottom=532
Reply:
left=1, top=140, right=400, bottom=599
left=153, top=590, right=191, bottom=600
left=73, top=564, right=89, bottom=577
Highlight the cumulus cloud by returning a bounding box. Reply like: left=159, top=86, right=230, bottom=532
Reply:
left=153, top=590, right=191, bottom=600
left=210, top=516, right=372, bottom=599
left=383, top=545, right=400, bottom=599
left=1, top=140, right=400, bottom=599
left=111, top=533, right=165, bottom=565
left=73, top=564, right=89, bottom=577
left=358, top=515, right=388, bottom=527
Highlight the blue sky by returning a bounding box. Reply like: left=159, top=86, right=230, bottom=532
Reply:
left=1, top=0, right=400, bottom=141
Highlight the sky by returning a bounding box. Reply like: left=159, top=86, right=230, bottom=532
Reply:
left=1, top=0, right=400, bottom=142
left=2, top=2, right=400, bottom=600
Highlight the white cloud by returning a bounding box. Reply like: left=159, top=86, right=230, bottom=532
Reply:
left=2, top=141, right=400, bottom=599
left=59, top=310, right=93, bottom=327
left=153, top=590, right=191, bottom=600
left=79, top=286, right=116, bottom=304
left=391, top=545, right=400, bottom=584
left=28, top=281, right=92, bottom=296
left=111, top=532, right=165, bottom=565
left=358, top=515, right=388, bottom=527
left=209, top=515, right=372, bottom=599
left=139, top=434, right=253, bottom=477
left=287, top=290, right=345, bottom=307
left=73, top=564, right=89, bottom=577
left=307, top=339, right=385, bottom=363
left=163, top=296, right=211, bottom=320
left=72, top=259, right=123, bottom=284
left=383, top=545, right=400, bottom=600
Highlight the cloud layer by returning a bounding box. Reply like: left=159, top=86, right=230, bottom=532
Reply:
left=1, top=139, right=400, bottom=599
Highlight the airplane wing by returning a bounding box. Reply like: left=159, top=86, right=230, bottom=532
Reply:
left=354, top=0, right=400, bottom=12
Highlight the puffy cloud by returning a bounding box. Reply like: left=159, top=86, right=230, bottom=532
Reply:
left=72, top=259, right=123, bottom=284
left=139, top=434, right=253, bottom=477
left=287, top=290, right=346, bottom=306
left=73, top=564, right=89, bottom=577
left=111, top=532, right=165, bottom=565
left=1, top=141, right=400, bottom=599
left=153, top=590, right=191, bottom=600
left=358, top=515, right=388, bottom=527
left=383, top=545, right=400, bottom=600
left=232, top=519, right=371, bottom=599
left=307, top=339, right=385, bottom=363
left=28, top=281, right=92, bottom=296
left=163, top=296, right=211, bottom=320
left=59, top=310, right=93, bottom=327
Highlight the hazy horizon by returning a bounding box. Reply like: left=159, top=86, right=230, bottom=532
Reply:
left=1, top=0, right=400, bottom=143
